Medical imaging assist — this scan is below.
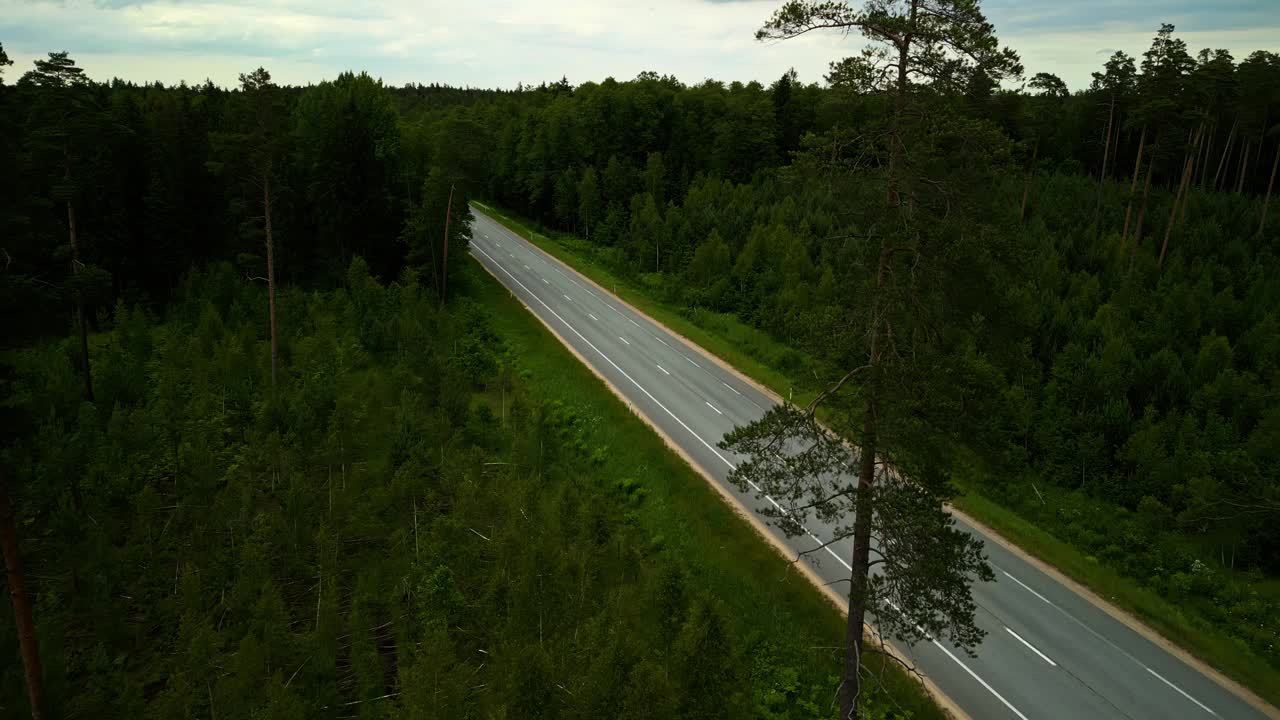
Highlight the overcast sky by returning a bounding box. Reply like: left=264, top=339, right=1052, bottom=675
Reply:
left=2, top=0, right=1277, bottom=92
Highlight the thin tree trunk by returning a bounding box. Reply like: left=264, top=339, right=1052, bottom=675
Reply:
left=1260, top=142, right=1278, bottom=237
left=264, top=171, right=278, bottom=387
left=1093, top=94, right=1116, bottom=230
left=1020, top=141, right=1038, bottom=224
left=1159, top=126, right=1201, bottom=269
left=1130, top=166, right=1154, bottom=273
left=1179, top=123, right=1204, bottom=224
left=1236, top=139, right=1251, bottom=194
left=67, top=195, right=93, bottom=402
left=441, top=184, right=455, bottom=304
left=1120, top=127, right=1146, bottom=248
left=1212, top=118, right=1237, bottom=190
left=0, top=468, right=46, bottom=720
left=1197, top=119, right=1215, bottom=189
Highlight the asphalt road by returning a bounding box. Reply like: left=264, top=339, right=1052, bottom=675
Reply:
left=468, top=206, right=1273, bottom=720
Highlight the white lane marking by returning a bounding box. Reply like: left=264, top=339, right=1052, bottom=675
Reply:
left=563, top=294, right=572, bottom=302
left=657, top=337, right=670, bottom=347
left=683, top=355, right=701, bottom=368
left=722, top=382, right=743, bottom=396
left=931, top=640, right=1031, bottom=720
left=542, top=278, right=549, bottom=285
left=1146, top=667, right=1217, bottom=716
left=1001, top=570, right=1054, bottom=607
left=473, top=245, right=735, bottom=471
left=656, top=364, right=670, bottom=375
left=1005, top=627, right=1057, bottom=667
left=627, top=317, right=640, bottom=328
left=524, top=264, right=530, bottom=270
left=588, top=313, right=599, bottom=321
left=705, top=401, right=722, bottom=415
left=619, top=336, right=630, bottom=346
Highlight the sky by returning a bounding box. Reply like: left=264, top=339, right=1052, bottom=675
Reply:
left=2, top=0, right=1277, bottom=92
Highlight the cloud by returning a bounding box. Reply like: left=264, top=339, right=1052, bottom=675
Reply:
left=1, top=0, right=1276, bottom=91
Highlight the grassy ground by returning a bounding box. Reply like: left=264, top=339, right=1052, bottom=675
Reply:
left=462, top=260, right=946, bottom=719
left=471, top=201, right=1280, bottom=711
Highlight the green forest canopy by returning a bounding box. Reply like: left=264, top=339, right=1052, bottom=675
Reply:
left=2, top=17, right=1280, bottom=716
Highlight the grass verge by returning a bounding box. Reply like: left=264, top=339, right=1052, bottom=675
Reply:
left=463, top=260, right=946, bottom=719
left=471, top=201, right=1280, bottom=713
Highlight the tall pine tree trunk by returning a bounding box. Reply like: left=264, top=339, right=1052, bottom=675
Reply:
left=1, top=468, right=46, bottom=720
left=1260, top=142, right=1278, bottom=237
left=67, top=197, right=93, bottom=403
left=1213, top=118, right=1237, bottom=190
left=264, top=171, right=278, bottom=387
left=1130, top=166, right=1154, bottom=273
left=1093, top=94, right=1116, bottom=230
left=1120, top=127, right=1146, bottom=249
left=1159, top=126, right=1201, bottom=269
left=441, top=184, right=455, bottom=304
left=1236, top=139, right=1251, bottom=194
left=1019, top=141, right=1038, bottom=224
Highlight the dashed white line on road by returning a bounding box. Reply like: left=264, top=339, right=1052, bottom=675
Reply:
left=931, top=640, right=1031, bottom=720
left=1001, top=570, right=1054, bottom=606
left=1005, top=627, right=1057, bottom=666
left=657, top=337, right=670, bottom=347
left=684, top=355, right=701, bottom=368
left=1146, top=667, right=1217, bottom=716
left=524, top=264, right=530, bottom=269
left=619, top=336, right=630, bottom=345
left=656, top=364, right=670, bottom=375
left=542, top=278, right=549, bottom=284
left=627, top=317, right=640, bottom=328
left=563, top=294, right=572, bottom=302
left=722, top=382, right=743, bottom=396
left=705, top=401, right=722, bottom=415
left=588, top=313, right=598, bottom=321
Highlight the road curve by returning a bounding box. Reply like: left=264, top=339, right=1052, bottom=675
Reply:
left=467, top=206, right=1274, bottom=720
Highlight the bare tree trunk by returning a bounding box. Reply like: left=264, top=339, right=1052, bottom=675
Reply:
left=441, top=184, right=455, bottom=304
left=264, top=172, right=278, bottom=387
left=1213, top=118, right=1237, bottom=190
left=0, top=468, right=46, bottom=720
left=1020, top=141, right=1038, bottom=224
left=1236, top=139, right=1251, bottom=194
left=1130, top=166, right=1154, bottom=273
left=1093, top=94, right=1116, bottom=230
left=1120, top=127, right=1146, bottom=248
left=1159, top=127, right=1201, bottom=269
left=1260, top=142, right=1278, bottom=237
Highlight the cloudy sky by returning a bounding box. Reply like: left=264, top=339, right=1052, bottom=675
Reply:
left=2, top=0, right=1277, bottom=91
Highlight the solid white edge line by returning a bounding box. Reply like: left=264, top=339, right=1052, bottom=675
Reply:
left=684, top=355, right=700, bottom=368
left=1001, top=570, right=1055, bottom=606
left=1005, top=627, right=1057, bottom=667
left=1146, top=667, right=1218, bottom=716
left=473, top=245, right=736, bottom=471
left=705, top=401, right=722, bottom=415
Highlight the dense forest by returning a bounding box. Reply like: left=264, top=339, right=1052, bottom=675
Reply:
left=2, top=13, right=1280, bottom=719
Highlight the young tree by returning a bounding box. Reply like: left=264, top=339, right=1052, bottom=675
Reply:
left=739, top=3, right=1021, bottom=718
left=577, top=166, right=601, bottom=240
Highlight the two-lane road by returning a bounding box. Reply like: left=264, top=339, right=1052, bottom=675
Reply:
left=468, top=206, right=1274, bottom=720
